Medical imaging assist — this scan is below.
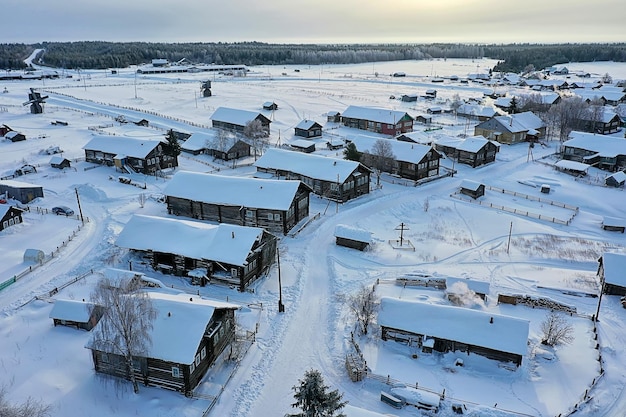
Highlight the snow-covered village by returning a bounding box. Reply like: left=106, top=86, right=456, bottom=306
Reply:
left=1, top=49, right=626, bottom=417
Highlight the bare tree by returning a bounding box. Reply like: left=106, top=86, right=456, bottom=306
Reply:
left=360, top=139, right=395, bottom=187
left=348, top=285, right=378, bottom=335
left=601, top=72, right=613, bottom=84
left=244, top=119, right=269, bottom=160
left=517, top=93, right=546, bottom=113
left=450, top=93, right=463, bottom=117
left=540, top=311, right=574, bottom=347
left=545, top=96, right=587, bottom=142
left=0, top=387, right=50, bottom=417
left=90, top=277, right=156, bottom=393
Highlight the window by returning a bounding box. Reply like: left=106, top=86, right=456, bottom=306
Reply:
left=190, top=362, right=195, bottom=374
left=172, top=366, right=180, bottom=378
left=201, top=347, right=206, bottom=360
left=273, top=213, right=281, bottom=221
left=245, top=210, right=255, bottom=218
left=195, top=354, right=201, bottom=366
left=428, top=160, right=438, bottom=168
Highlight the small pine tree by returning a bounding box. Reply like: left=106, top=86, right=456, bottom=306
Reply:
left=292, top=369, right=347, bottom=417
left=343, top=142, right=361, bottom=161
left=509, top=96, right=519, bottom=114
left=163, top=129, right=181, bottom=158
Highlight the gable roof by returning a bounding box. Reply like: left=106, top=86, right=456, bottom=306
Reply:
left=254, top=148, right=367, bottom=183
left=334, top=224, right=372, bottom=243
left=49, top=299, right=95, bottom=322
left=347, top=135, right=438, bottom=164
left=181, top=132, right=213, bottom=152
left=378, top=297, right=529, bottom=356
left=83, top=135, right=164, bottom=159
left=163, top=171, right=305, bottom=211
left=563, top=132, right=626, bottom=158
left=479, top=112, right=544, bottom=134
left=211, top=107, right=270, bottom=126
left=115, top=215, right=264, bottom=267
left=295, top=119, right=322, bottom=130
left=342, top=105, right=413, bottom=124
left=601, top=252, right=626, bottom=288
left=457, top=104, right=498, bottom=118
left=88, top=292, right=238, bottom=364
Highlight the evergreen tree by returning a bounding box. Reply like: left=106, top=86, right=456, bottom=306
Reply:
left=291, top=369, right=347, bottom=417
left=509, top=96, right=519, bottom=114
left=343, top=142, right=361, bottom=161
left=163, top=129, right=181, bottom=158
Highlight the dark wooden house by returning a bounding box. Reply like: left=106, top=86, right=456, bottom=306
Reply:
left=164, top=171, right=311, bottom=235
left=289, top=139, right=316, bottom=153
left=0, top=179, right=44, bottom=203
left=50, top=155, right=71, bottom=169
left=115, top=215, right=277, bottom=291
left=598, top=252, right=626, bottom=295
left=294, top=120, right=323, bottom=138
left=0, top=205, right=24, bottom=231
left=211, top=107, right=271, bottom=136
left=86, top=292, right=239, bottom=396
left=605, top=171, right=626, bottom=187
left=4, top=131, right=26, bottom=142
left=347, top=136, right=442, bottom=181
left=83, top=135, right=178, bottom=174
left=180, top=132, right=211, bottom=155
left=378, top=297, right=529, bottom=366
left=460, top=180, right=485, bottom=199
left=327, top=111, right=341, bottom=123
left=575, top=108, right=622, bottom=135
left=49, top=299, right=104, bottom=331
left=262, top=101, right=278, bottom=111
left=341, top=105, right=414, bottom=135
left=254, top=148, right=371, bottom=203
left=401, top=94, right=418, bottom=102
left=334, top=224, right=372, bottom=251
left=208, top=139, right=251, bottom=161
left=562, top=131, right=626, bottom=172
left=435, top=135, right=499, bottom=167
left=474, top=112, right=546, bottom=144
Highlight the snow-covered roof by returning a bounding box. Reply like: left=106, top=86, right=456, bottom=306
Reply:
left=0, top=179, right=42, bottom=188
left=555, top=160, right=590, bottom=172
left=487, top=112, right=544, bottom=133
left=290, top=139, right=316, bottom=149
left=88, top=292, right=238, bottom=364
left=603, top=217, right=625, bottom=228
left=295, top=119, right=321, bottom=130
left=446, top=277, right=490, bottom=295
left=457, top=104, right=498, bottom=118
left=607, top=171, right=626, bottom=183
left=5, top=131, right=22, bottom=139
left=180, top=132, right=213, bottom=152
left=49, top=299, right=95, bottom=322
left=460, top=179, right=483, bottom=191
left=455, top=135, right=497, bottom=153
left=378, top=297, right=529, bottom=356
left=396, top=131, right=433, bottom=145
left=211, top=107, right=267, bottom=126
left=341, top=105, right=413, bottom=124
left=564, top=132, right=626, bottom=158
left=83, top=135, right=164, bottom=159
left=254, top=148, right=366, bottom=183
left=602, top=252, right=626, bottom=288
left=163, top=170, right=304, bottom=211
left=347, top=135, right=436, bottom=164
left=334, top=224, right=372, bottom=243
left=115, top=215, right=264, bottom=267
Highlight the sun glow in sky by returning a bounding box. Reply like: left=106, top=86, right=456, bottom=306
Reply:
left=4, top=0, right=624, bottom=44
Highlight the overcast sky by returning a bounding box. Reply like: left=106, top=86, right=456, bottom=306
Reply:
left=5, top=0, right=624, bottom=45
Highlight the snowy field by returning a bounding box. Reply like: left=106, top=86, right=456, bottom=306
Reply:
left=1, top=57, right=626, bottom=417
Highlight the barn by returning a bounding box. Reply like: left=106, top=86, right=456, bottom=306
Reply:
left=115, top=214, right=277, bottom=291
left=0, top=179, right=44, bottom=203
left=49, top=299, right=104, bottom=331
left=163, top=171, right=311, bottom=235
left=86, top=292, right=239, bottom=396
left=211, top=107, right=271, bottom=136
left=378, top=297, right=529, bottom=366
left=341, top=105, right=414, bottom=135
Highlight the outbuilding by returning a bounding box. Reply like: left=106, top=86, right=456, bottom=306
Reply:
left=598, top=253, right=626, bottom=295
left=294, top=120, right=323, bottom=138
left=334, top=224, right=372, bottom=251
left=50, top=155, right=71, bottom=169
left=605, top=171, right=626, bottom=188
left=49, top=299, right=104, bottom=331
left=459, top=179, right=485, bottom=199
left=4, top=131, right=26, bottom=142
left=602, top=217, right=625, bottom=233
left=0, top=179, right=44, bottom=203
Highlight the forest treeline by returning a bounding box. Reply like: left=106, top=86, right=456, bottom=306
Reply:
left=1, top=42, right=625, bottom=73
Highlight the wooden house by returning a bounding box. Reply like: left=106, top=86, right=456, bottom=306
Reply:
left=262, top=101, right=278, bottom=111
left=327, top=111, right=341, bottom=123
left=180, top=132, right=211, bottom=155
left=50, top=155, right=71, bottom=169
left=49, top=299, right=104, bottom=331
left=0, top=205, right=23, bottom=231
left=5, top=131, right=26, bottom=142
left=209, top=139, right=251, bottom=161
left=562, top=131, right=626, bottom=172
left=86, top=292, right=239, bottom=396
left=602, top=217, right=625, bottom=233
left=460, top=179, right=485, bottom=199
left=401, top=93, right=418, bottom=102
left=435, top=135, right=499, bottom=167
left=347, top=135, right=442, bottom=181
left=294, top=120, right=322, bottom=138
left=289, top=139, right=316, bottom=153
left=341, top=105, right=414, bottom=135
left=334, top=224, right=372, bottom=251
left=598, top=253, right=626, bottom=295
left=115, top=215, right=277, bottom=291
left=575, top=108, right=622, bottom=135
left=423, top=89, right=437, bottom=99
left=254, top=148, right=370, bottom=203
left=211, top=107, right=271, bottom=136
left=379, top=298, right=529, bottom=366
left=0, top=179, right=44, bottom=203
left=414, top=114, right=432, bottom=124
left=605, top=171, right=626, bottom=187
left=474, top=112, right=546, bottom=144
left=163, top=171, right=311, bottom=235
left=396, top=131, right=434, bottom=145
left=456, top=104, right=498, bottom=121
left=83, top=135, right=178, bottom=174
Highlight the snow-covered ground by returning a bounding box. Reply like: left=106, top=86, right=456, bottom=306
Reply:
left=1, top=58, right=625, bottom=417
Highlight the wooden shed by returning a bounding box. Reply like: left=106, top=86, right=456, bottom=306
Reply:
left=605, top=171, right=626, bottom=188
left=4, top=131, right=26, bottom=142
left=602, top=217, right=625, bottom=233
left=598, top=253, right=626, bottom=296
left=49, top=299, right=104, bottom=331
left=50, top=155, right=71, bottom=169
left=334, top=224, right=372, bottom=251
left=294, top=120, right=322, bottom=138
left=0, top=179, right=44, bottom=203
left=289, top=139, right=316, bottom=153
left=460, top=180, right=485, bottom=199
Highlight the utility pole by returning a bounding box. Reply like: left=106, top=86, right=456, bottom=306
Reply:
left=276, top=237, right=285, bottom=313
left=506, top=221, right=513, bottom=254
left=134, top=71, right=138, bottom=99
left=75, top=187, right=84, bottom=224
